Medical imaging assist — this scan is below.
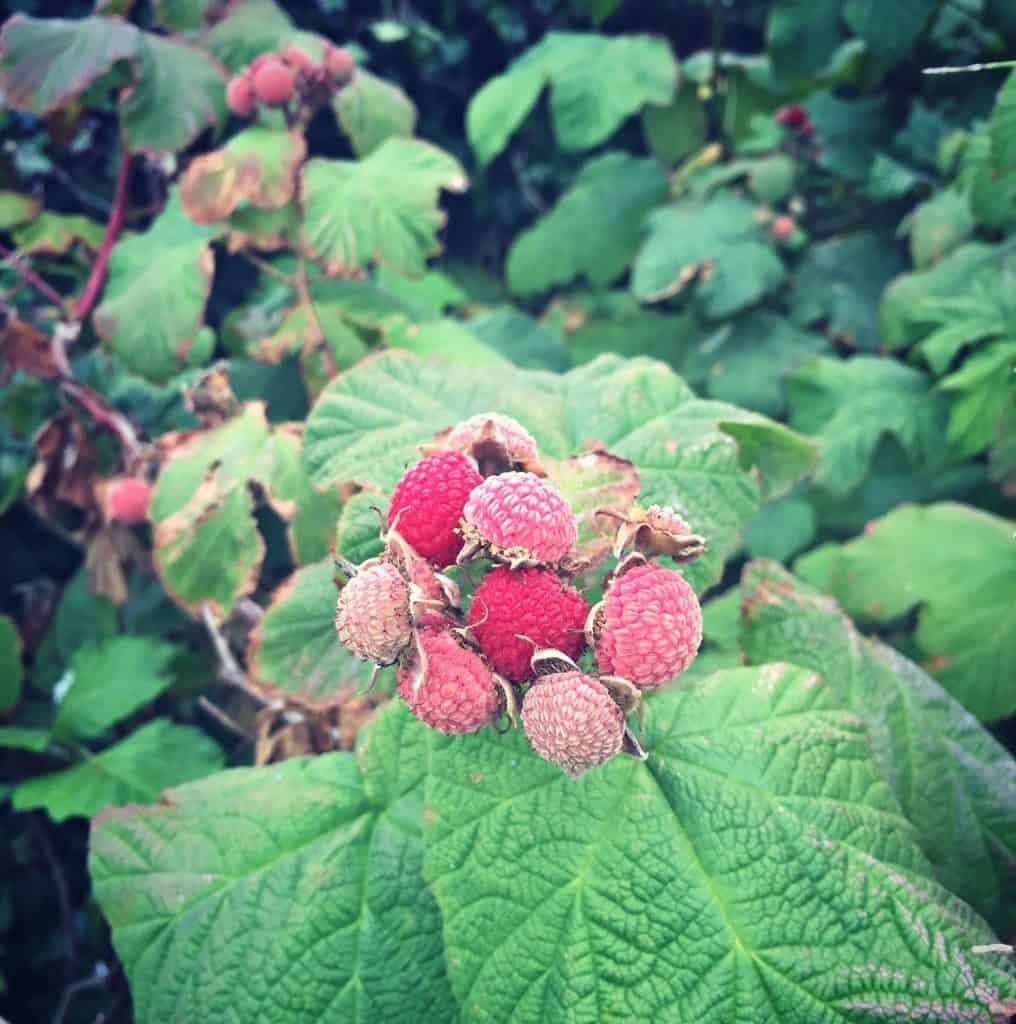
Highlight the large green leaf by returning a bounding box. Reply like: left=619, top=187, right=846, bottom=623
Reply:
left=0, top=14, right=139, bottom=114
left=786, top=355, right=950, bottom=493
left=741, top=561, right=1016, bottom=933
left=796, top=503, right=1016, bottom=722
left=467, top=308, right=572, bottom=372
left=425, top=665, right=1013, bottom=1021
left=767, top=0, right=845, bottom=80
left=53, top=636, right=176, bottom=740
left=301, top=141, right=467, bottom=278
left=120, top=34, right=226, bottom=155
left=303, top=351, right=815, bottom=590
left=90, top=704, right=454, bottom=1023
left=844, top=0, right=937, bottom=64
left=94, top=193, right=219, bottom=383
left=14, top=719, right=222, bottom=822
left=248, top=559, right=370, bottom=705
left=631, top=194, right=786, bottom=317
left=335, top=69, right=416, bottom=157
left=467, top=32, right=677, bottom=164
left=507, top=153, right=668, bottom=295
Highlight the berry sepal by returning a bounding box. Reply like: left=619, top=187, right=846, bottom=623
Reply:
left=596, top=503, right=706, bottom=563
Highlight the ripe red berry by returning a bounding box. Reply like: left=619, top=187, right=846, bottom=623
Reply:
left=225, top=74, right=255, bottom=117
left=770, top=215, right=796, bottom=241
left=252, top=56, right=296, bottom=106
left=324, top=45, right=355, bottom=85
left=387, top=452, right=483, bottom=568
left=398, top=629, right=501, bottom=734
left=589, top=561, right=701, bottom=689
left=468, top=567, right=588, bottom=682
left=459, top=471, right=576, bottom=566
left=775, top=104, right=808, bottom=129
left=522, top=671, right=625, bottom=778
left=280, top=44, right=315, bottom=74
left=105, top=477, right=151, bottom=524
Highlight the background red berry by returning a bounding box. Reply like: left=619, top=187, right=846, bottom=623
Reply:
left=225, top=74, right=254, bottom=117
left=252, top=57, right=296, bottom=106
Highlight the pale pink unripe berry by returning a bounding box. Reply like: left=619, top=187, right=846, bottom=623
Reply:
left=225, top=74, right=255, bottom=117
left=398, top=629, right=500, bottom=734
left=442, top=413, right=541, bottom=475
left=105, top=477, right=151, bottom=524
left=590, top=561, right=702, bottom=688
left=335, top=562, right=411, bottom=665
left=280, top=44, right=315, bottom=74
left=770, top=215, right=796, bottom=241
left=522, top=671, right=624, bottom=778
left=460, top=471, right=576, bottom=566
left=252, top=56, right=296, bottom=106
left=324, top=45, right=355, bottom=85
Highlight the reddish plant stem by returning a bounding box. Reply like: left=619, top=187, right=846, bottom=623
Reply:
left=60, top=378, right=141, bottom=462
left=0, top=239, right=68, bottom=310
left=75, top=152, right=132, bottom=321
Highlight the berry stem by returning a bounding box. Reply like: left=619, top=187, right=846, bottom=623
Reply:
left=75, top=152, right=132, bottom=322
left=0, top=239, right=68, bottom=311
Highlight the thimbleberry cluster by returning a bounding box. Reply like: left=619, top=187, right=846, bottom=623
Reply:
left=225, top=43, right=355, bottom=119
left=333, top=414, right=705, bottom=778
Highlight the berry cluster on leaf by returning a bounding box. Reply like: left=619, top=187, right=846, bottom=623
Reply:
left=333, top=413, right=706, bottom=778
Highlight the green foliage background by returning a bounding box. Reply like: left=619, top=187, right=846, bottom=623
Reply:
left=0, top=0, right=1014, bottom=1021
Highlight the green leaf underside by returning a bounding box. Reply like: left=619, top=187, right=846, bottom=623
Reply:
left=303, top=351, right=815, bottom=591
left=426, top=665, right=1010, bottom=1022
left=795, top=503, right=1016, bottom=722
left=249, top=559, right=369, bottom=704
left=92, top=677, right=1012, bottom=1023
left=740, top=561, right=1016, bottom=933
left=90, top=704, right=454, bottom=1023
left=16, top=719, right=222, bottom=822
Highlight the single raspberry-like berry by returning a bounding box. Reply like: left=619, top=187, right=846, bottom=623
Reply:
left=770, top=215, right=796, bottom=241
left=522, top=671, right=624, bottom=778
left=589, top=560, right=702, bottom=689
left=459, top=472, right=576, bottom=567
left=335, top=561, right=411, bottom=665
left=387, top=452, right=482, bottom=568
left=468, top=566, right=588, bottom=682
left=432, top=412, right=543, bottom=476
left=280, top=44, right=315, bottom=74
left=225, top=74, right=255, bottom=117
left=324, top=45, right=355, bottom=85
left=105, top=477, right=151, bottom=524
left=398, top=629, right=501, bottom=734
left=252, top=56, right=296, bottom=106
left=775, top=104, right=808, bottom=129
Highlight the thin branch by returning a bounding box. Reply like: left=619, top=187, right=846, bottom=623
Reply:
left=60, top=378, right=141, bottom=462
left=75, top=153, right=132, bottom=321
left=239, top=250, right=295, bottom=286
left=200, top=603, right=268, bottom=704
left=924, top=59, right=1016, bottom=74
left=197, top=695, right=251, bottom=739
left=52, top=970, right=112, bottom=1024
left=0, top=239, right=68, bottom=310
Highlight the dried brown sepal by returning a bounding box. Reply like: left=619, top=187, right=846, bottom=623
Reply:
left=621, top=722, right=648, bottom=761
left=425, top=415, right=546, bottom=477
left=28, top=409, right=99, bottom=516
left=493, top=674, right=520, bottom=731
left=184, top=364, right=241, bottom=427
left=598, top=674, right=641, bottom=715
left=530, top=648, right=580, bottom=678
left=596, top=502, right=706, bottom=563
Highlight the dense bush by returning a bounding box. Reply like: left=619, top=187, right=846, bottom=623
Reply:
left=0, top=0, right=1014, bottom=1021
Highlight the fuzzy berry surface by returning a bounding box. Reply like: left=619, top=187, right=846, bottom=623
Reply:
left=595, top=563, right=702, bottom=688
left=522, top=671, right=624, bottom=778
left=398, top=630, right=500, bottom=734
left=468, top=567, right=588, bottom=682
left=334, top=562, right=411, bottom=665
left=252, top=57, right=295, bottom=105
left=388, top=452, right=482, bottom=567
left=462, top=472, right=576, bottom=563
left=106, top=477, right=151, bottom=524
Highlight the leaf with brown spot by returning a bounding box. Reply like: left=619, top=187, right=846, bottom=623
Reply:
left=1, top=315, right=59, bottom=379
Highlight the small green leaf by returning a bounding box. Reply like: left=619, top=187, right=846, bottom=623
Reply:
left=901, top=188, right=975, bottom=268
left=152, top=0, right=218, bottom=31
left=508, top=153, right=668, bottom=295
left=53, top=636, right=176, bottom=740
left=632, top=193, right=786, bottom=316
left=467, top=32, right=677, bottom=164
left=641, top=82, right=707, bottom=164
left=335, top=69, right=416, bottom=157
left=0, top=14, right=139, bottom=114
left=120, top=34, right=226, bottom=155
left=12, top=211, right=104, bottom=255
left=426, top=664, right=1013, bottom=1020
left=844, top=0, right=937, bottom=64
left=14, top=719, right=222, bottom=822
left=787, top=355, right=950, bottom=493
left=94, top=192, right=218, bottom=383
left=0, top=616, right=23, bottom=714
left=989, top=70, right=1016, bottom=171
left=741, top=560, right=1016, bottom=932
left=335, top=492, right=386, bottom=564
left=90, top=703, right=454, bottom=1022
left=0, top=191, right=39, bottom=230
left=249, top=559, right=368, bottom=705
left=796, top=502, right=1016, bottom=722
left=301, top=141, right=468, bottom=278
